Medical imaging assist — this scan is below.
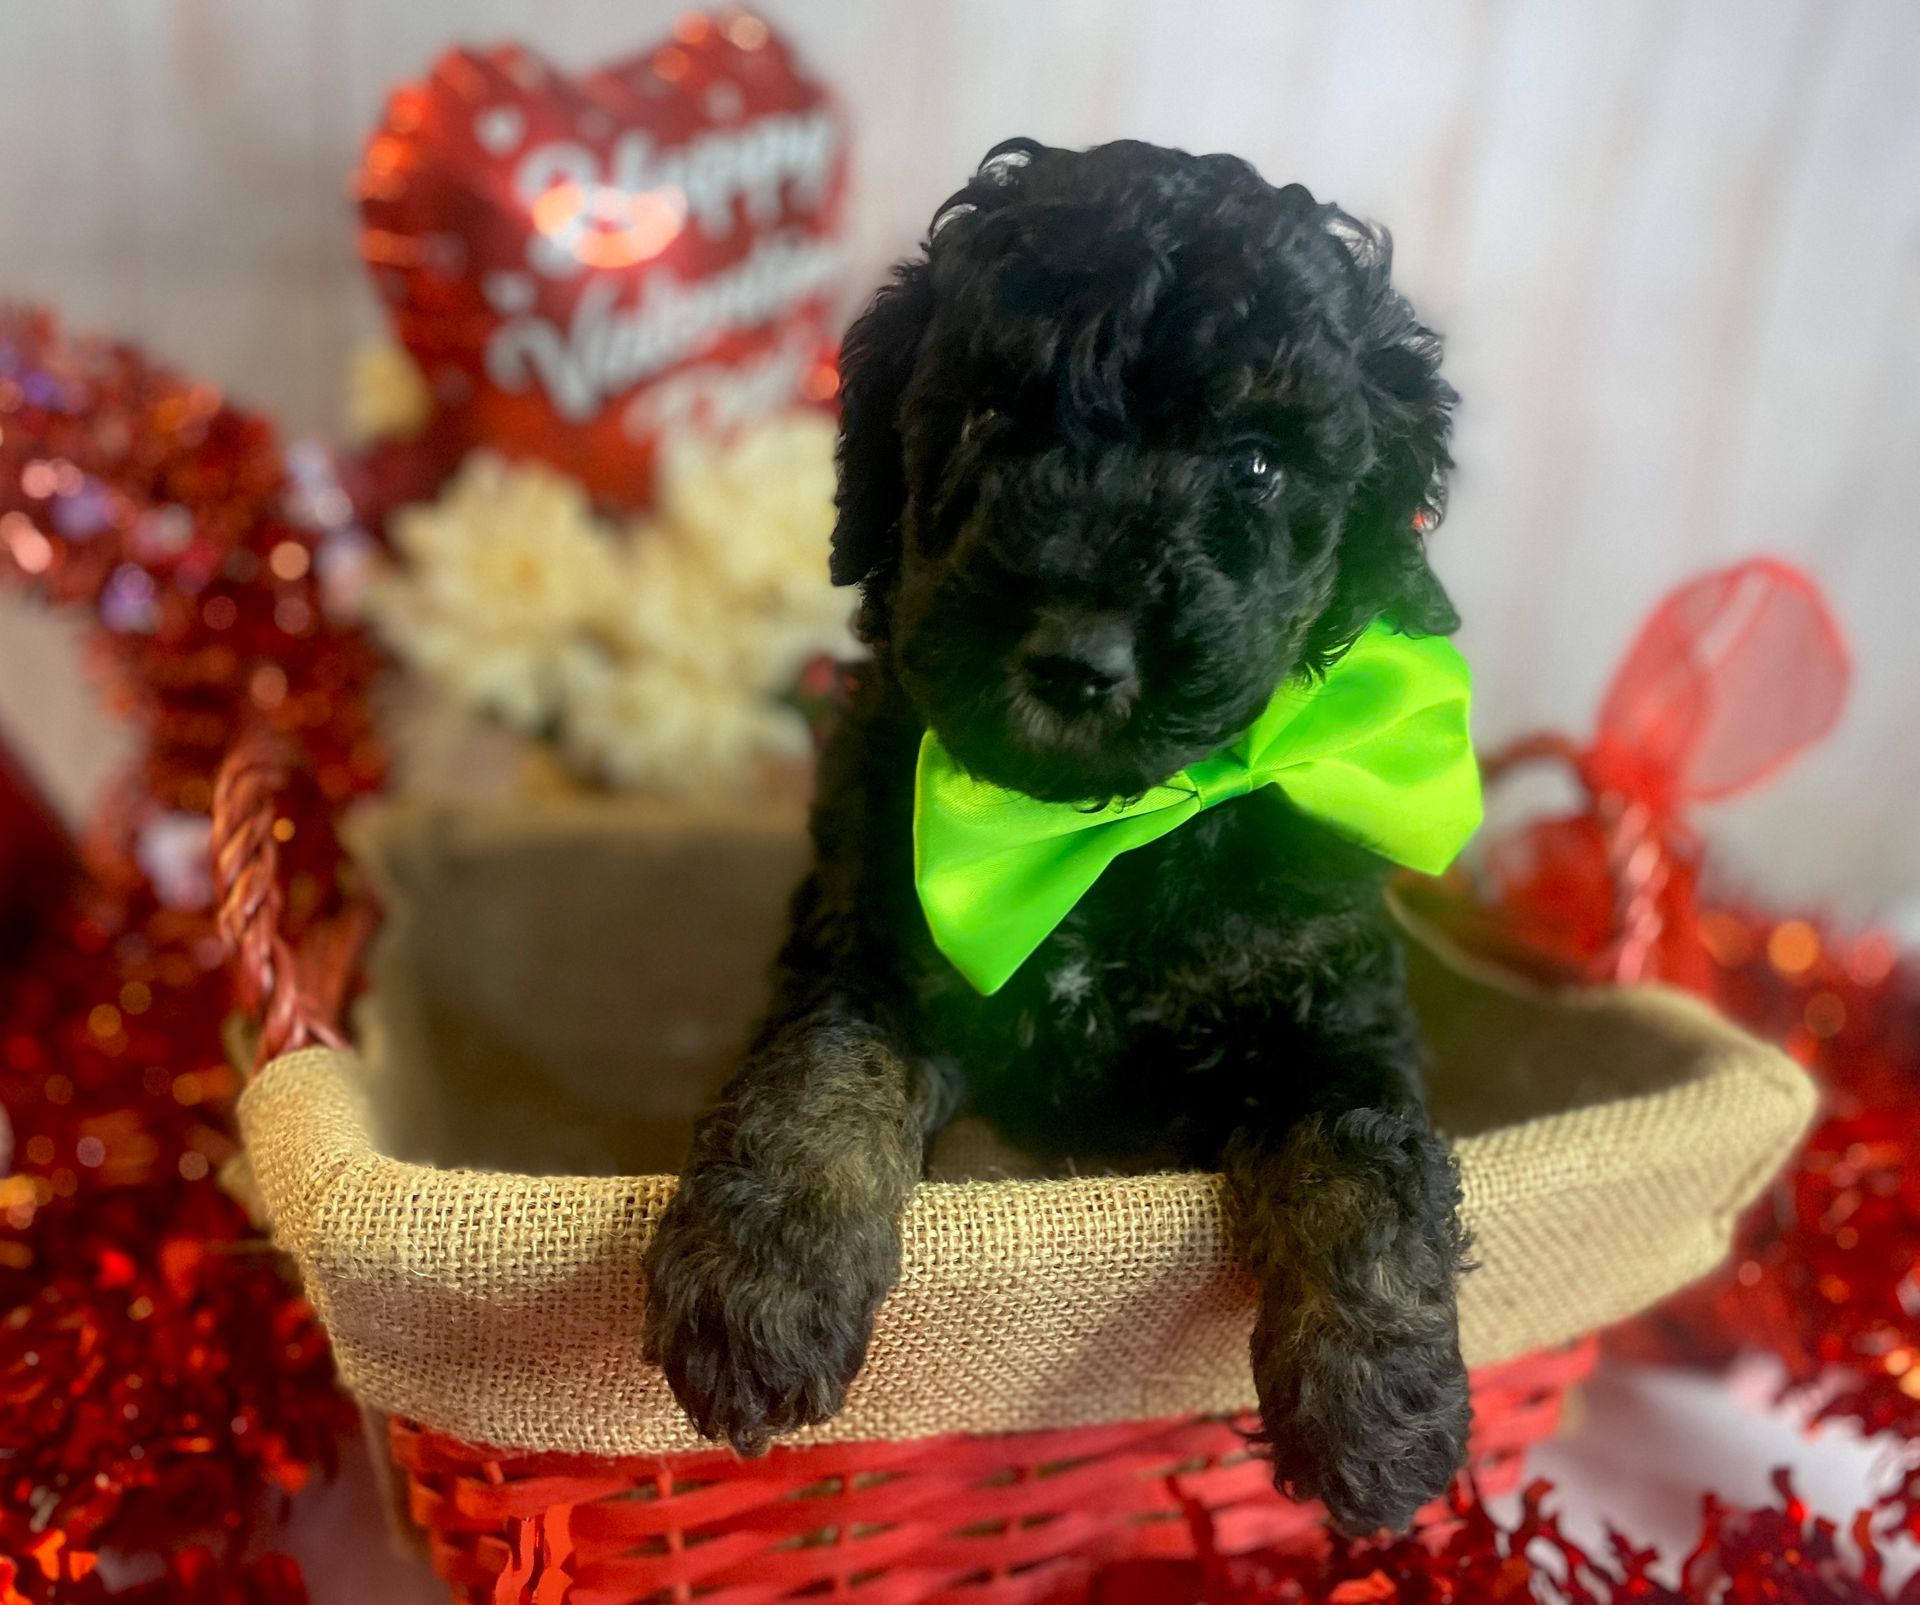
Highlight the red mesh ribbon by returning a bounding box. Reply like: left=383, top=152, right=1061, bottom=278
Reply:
left=1587, top=558, right=1851, bottom=809
left=1481, top=559, right=1849, bottom=988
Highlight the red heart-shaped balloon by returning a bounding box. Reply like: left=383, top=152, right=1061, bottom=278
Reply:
left=357, top=14, right=849, bottom=509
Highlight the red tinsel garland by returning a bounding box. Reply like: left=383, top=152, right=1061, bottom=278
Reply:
left=0, top=309, right=375, bottom=1601
left=1612, top=901, right=1920, bottom=1535
left=1093, top=1472, right=1916, bottom=1604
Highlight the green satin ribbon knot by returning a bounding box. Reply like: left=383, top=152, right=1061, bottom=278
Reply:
left=912, top=621, right=1482, bottom=994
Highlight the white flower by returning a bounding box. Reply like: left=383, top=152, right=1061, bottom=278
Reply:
left=653, top=412, right=842, bottom=598
left=367, top=414, right=856, bottom=797
left=368, top=453, right=623, bottom=731
left=561, top=413, right=854, bottom=794
left=560, top=644, right=814, bottom=794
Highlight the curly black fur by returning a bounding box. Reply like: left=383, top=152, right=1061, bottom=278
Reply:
left=644, top=138, right=1472, bottom=1535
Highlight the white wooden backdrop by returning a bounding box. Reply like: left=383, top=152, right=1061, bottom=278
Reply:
left=2, top=0, right=1917, bottom=909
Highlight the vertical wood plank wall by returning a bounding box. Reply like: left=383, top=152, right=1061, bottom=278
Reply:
left=1, top=0, right=1915, bottom=906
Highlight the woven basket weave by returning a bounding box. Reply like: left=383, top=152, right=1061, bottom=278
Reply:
left=218, top=777, right=1813, bottom=1599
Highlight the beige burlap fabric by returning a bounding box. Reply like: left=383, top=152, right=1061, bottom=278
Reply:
left=235, top=800, right=1814, bottom=1457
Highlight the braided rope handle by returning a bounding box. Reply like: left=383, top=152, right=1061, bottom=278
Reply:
left=1478, top=733, right=1672, bottom=986
left=212, top=729, right=361, bottom=1070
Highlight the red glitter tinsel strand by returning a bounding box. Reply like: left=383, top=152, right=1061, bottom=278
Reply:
left=0, top=308, right=372, bottom=1600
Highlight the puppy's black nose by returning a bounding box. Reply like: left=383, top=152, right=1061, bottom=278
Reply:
left=1018, top=611, right=1138, bottom=714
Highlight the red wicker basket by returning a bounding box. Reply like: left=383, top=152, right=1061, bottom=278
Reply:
left=388, top=1348, right=1591, bottom=1605
left=210, top=732, right=1628, bottom=1603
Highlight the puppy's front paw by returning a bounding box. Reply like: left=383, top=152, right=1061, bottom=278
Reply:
left=1252, top=1300, right=1470, bottom=1535
left=642, top=1180, right=900, bottom=1455
left=1239, top=1108, right=1472, bottom=1535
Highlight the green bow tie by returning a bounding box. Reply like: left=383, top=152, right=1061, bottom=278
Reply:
left=912, top=621, right=1482, bottom=994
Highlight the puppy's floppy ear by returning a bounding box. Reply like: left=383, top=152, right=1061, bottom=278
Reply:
left=830, top=260, right=934, bottom=592
left=831, top=140, right=1046, bottom=599
left=1312, top=211, right=1461, bottom=656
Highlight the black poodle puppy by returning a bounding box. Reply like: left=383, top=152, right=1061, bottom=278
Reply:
left=644, top=138, right=1473, bottom=1536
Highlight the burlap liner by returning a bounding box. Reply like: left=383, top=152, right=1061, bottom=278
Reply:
left=236, top=799, right=1814, bottom=1457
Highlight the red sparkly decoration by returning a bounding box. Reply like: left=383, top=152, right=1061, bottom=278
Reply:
left=0, top=1551, right=308, bottom=1605
left=1613, top=902, right=1920, bottom=1538
left=1092, top=1472, right=1912, bottom=1604
left=0, top=308, right=373, bottom=1599
left=357, top=13, right=849, bottom=510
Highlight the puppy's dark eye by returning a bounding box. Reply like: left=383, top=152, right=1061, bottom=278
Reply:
left=1227, top=442, right=1284, bottom=500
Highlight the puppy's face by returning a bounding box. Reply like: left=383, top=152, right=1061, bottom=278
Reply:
left=834, top=142, right=1459, bottom=804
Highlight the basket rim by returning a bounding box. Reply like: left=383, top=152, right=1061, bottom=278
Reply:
left=243, top=974, right=1800, bottom=1197
left=234, top=972, right=1813, bottom=1458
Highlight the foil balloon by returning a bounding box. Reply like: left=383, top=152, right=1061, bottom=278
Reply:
left=357, top=13, right=849, bottom=509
